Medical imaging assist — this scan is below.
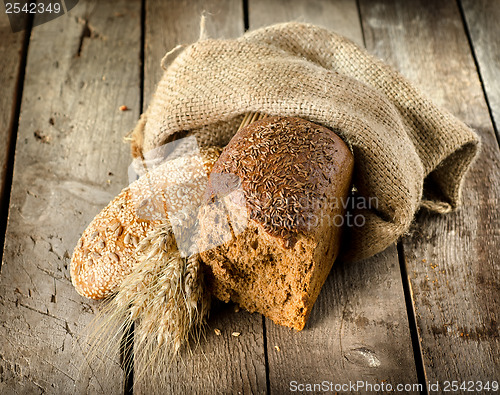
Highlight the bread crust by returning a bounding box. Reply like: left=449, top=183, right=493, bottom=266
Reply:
left=200, top=117, right=354, bottom=330
left=71, top=147, right=221, bottom=299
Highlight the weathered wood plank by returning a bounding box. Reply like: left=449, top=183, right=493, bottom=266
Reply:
left=144, top=0, right=244, bottom=107
left=248, top=1, right=419, bottom=392
left=0, top=1, right=142, bottom=393
left=460, top=0, right=500, bottom=142
left=136, top=301, right=267, bottom=394
left=135, top=1, right=267, bottom=393
left=266, top=246, right=421, bottom=393
left=0, top=13, right=27, bottom=256
left=359, top=0, right=500, bottom=385
left=248, top=0, right=364, bottom=46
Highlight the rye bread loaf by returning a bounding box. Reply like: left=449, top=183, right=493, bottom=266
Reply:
left=199, top=117, right=354, bottom=330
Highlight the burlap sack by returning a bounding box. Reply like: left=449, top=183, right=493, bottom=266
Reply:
left=130, top=22, right=479, bottom=262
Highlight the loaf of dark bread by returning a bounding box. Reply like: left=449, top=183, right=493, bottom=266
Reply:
left=199, top=116, right=354, bottom=330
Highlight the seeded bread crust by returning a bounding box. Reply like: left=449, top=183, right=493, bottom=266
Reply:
left=71, top=147, right=221, bottom=299
left=199, top=117, right=354, bottom=330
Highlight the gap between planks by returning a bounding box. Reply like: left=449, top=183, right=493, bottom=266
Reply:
left=248, top=1, right=419, bottom=393
left=458, top=0, right=500, bottom=148
left=0, top=1, right=142, bottom=392
left=133, top=1, right=263, bottom=393
left=0, top=13, right=32, bottom=270
left=359, top=0, right=500, bottom=385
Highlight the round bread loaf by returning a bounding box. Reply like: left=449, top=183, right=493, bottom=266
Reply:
left=199, top=116, right=354, bottom=330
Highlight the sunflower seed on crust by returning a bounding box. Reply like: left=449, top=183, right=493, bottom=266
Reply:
left=114, top=225, right=123, bottom=238
left=109, top=220, right=121, bottom=232
left=131, top=235, right=139, bottom=247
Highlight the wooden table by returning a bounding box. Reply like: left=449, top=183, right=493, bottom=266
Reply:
left=0, top=0, right=498, bottom=393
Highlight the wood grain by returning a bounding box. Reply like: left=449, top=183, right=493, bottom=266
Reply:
left=359, top=0, right=500, bottom=385
left=2, top=0, right=497, bottom=393
left=135, top=1, right=267, bottom=393
left=135, top=301, right=267, bottom=394
left=0, top=12, right=27, bottom=258
left=0, top=0, right=141, bottom=393
left=460, top=0, right=500, bottom=143
left=144, top=0, right=244, bottom=108
left=248, top=1, right=418, bottom=392
left=248, top=0, right=364, bottom=46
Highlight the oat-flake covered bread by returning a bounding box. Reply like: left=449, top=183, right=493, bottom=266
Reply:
left=199, top=117, right=354, bottom=330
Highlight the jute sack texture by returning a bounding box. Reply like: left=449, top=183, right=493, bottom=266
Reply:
left=131, top=22, right=479, bottom=262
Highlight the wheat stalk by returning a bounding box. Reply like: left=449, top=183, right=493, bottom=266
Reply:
left=82, top=220, right=209, bottom=387
left=81, top=113, right=264, bottom=386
